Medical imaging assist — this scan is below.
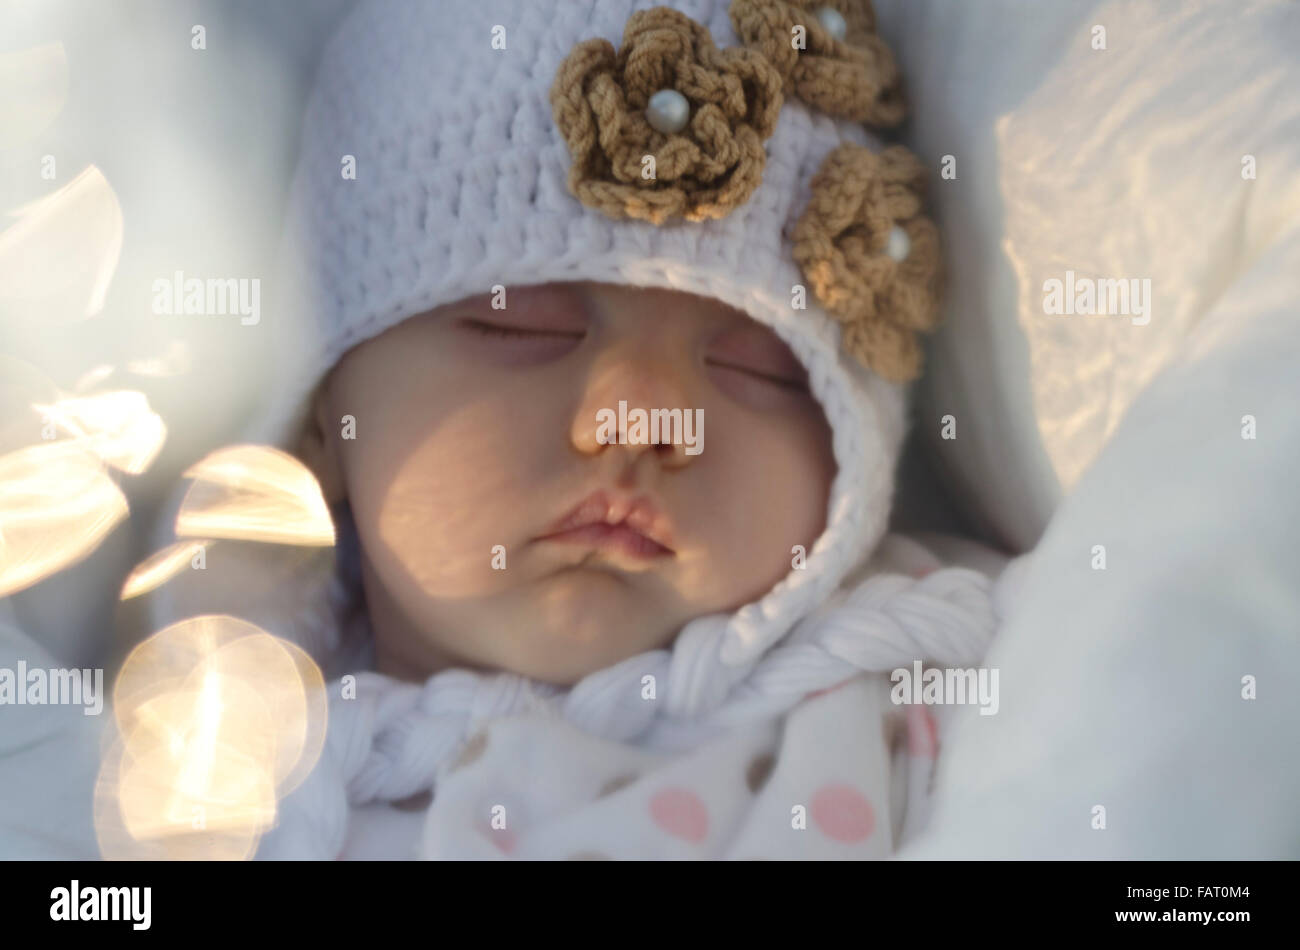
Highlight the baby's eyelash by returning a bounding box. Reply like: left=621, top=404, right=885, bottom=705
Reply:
left=706, top=358, right=809, bottom=392
left=460, top=319, right=583, bottom=340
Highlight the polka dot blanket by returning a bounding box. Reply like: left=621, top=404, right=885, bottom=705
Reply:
left=421, top=671, right=933, bottom=859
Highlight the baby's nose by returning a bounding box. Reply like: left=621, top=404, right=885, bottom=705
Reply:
left=569, top=347, right=699, bottom=467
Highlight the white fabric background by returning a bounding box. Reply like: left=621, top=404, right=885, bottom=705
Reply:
left=872, top=0, right=1300, bottom=856
left=875, top=0, right=1300, bottom=553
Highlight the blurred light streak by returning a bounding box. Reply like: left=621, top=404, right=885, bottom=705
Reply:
left=33, top=389, right=167, bottom=475
left=0, top=165, right=124, bottom=322
left=0, top=440, right=128, bottom=597
left=177, top=445, right=336, bottom=546
left=120, top=539, right=216, bottom=601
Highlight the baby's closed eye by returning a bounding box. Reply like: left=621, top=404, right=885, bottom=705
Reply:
left=452, top=315, right=586, bottom=364
left=705, top=324, right=811, bottom=396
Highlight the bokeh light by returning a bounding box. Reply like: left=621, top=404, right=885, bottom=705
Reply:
left=95, top=614, right=327, bottom=860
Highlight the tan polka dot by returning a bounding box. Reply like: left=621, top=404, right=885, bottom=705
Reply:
left=597, top=773, right=639, bottom=799
left=391, top=789, right=433, bottom=812
left=450, top=730, right=488, bottom=773
left=567, top=851, right=612, bottom=860
left=746, top=753, right=776, bottom=793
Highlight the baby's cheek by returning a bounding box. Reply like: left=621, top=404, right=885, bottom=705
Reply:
left=363, top=399, right=546, bottom=598
left=692, top=411, right=833, bottom=606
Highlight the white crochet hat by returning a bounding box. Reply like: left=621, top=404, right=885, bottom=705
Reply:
left=162, top=0, right=942, bottom=686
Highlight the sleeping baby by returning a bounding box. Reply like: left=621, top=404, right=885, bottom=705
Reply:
left=148, top=0, right=999, bottom=859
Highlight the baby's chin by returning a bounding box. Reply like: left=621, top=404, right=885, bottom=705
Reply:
left=489, top=569, right=692, bottom=684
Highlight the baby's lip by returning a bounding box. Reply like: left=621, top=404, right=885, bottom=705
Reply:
left=535, top=490, right=676, bottom=556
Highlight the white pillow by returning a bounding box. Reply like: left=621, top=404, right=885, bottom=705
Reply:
left=874, top=0, right=1300, bottom=858
left=874, top=0, right=1300, bottom=552
left=903, top=287, right=1300, bottom=859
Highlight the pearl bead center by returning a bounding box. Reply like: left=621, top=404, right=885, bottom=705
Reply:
left=814, top=6, right=848, bottom=42
left=885, top=225, right=911, bottom=262
left=646, top=88, right=690, bottom=135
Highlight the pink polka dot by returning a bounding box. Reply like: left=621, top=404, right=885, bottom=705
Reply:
left=477, top=822, right=517, bottom=854
left=811, top=784, right=875, bottom=843
left=649, top=788, right=709, bottom=844
left=913, top=566, right=936, bottom=579
left=906, top=703, right=939, bottom=758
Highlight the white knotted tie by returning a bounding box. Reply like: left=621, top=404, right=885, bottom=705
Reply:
left=256, top=565, right=996, bottom=859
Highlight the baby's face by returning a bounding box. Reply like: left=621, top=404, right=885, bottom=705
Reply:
left=312, top=281, right=835, bottom=685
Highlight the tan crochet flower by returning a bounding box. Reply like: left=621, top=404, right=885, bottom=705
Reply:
left=791, top=143, right=941, bottom=382
left=549, top=6, right=783, bottom=225
left=728, top=0, right=904, bottom=126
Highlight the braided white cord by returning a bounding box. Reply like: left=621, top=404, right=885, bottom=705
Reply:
left=256, top=564, right=996, bottom=858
